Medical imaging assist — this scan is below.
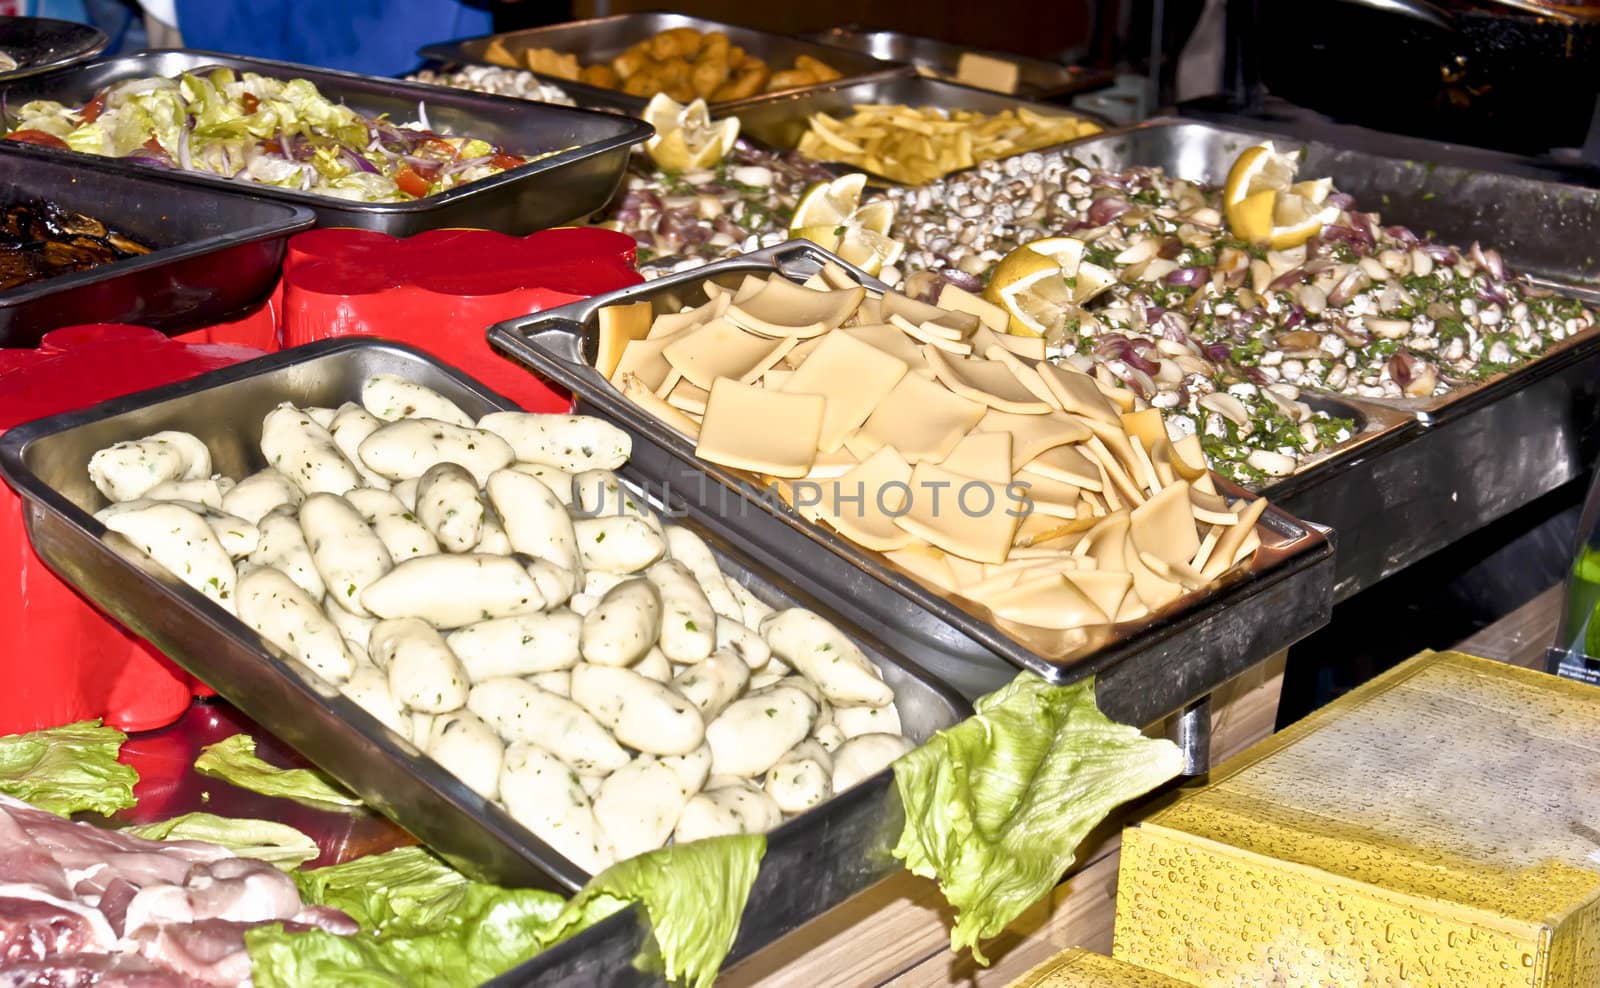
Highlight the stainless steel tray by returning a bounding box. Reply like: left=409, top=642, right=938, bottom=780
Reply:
left=724, top=75, right=1111, bottom=187
left=0, top=50, right=651, bottom=235
left=0, top=143, right=313, bottom=346
left=1065, top=119, right=1600, bottom=597
left=488, top=241, right=1335, bottom=711
left=801, top=27, right=1115, bottom=103
left=0, top=15, right=106, bottom=81
left=419, top=12, right=909, bottom=115
left=0, top=337, right=969, bottom=906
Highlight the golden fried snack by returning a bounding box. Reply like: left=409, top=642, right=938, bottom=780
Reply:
left=525, top=47, right=580, bottom=80
left=713, top=63, right=768, bottom=101
left=579, top=64, right=620, bottom=88
left=650, top=27, right=702, bottom=60
left=484, top=37, right=518, bottom=68
left=691, top=54, right=731, bottom=99
left=477, top=27, right=836, bottom=102
left=699, top=31, right=731, bottom=62
left=794, top=54, right=842, bottom=83
left=768, top=68, right=818, bottom=91
left=611, top=44, right=649, bottom=79
left=622, top=73, right=657, bottom=97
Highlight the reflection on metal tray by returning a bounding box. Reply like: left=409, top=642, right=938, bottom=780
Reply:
left=727, top=75, right=1111, bottom=188
left=0, top=337, right=968, bottom=912
left=489, top=240, right=1334, bottom=714
left=0, top=15, right=107, bottom=81
left=0, top=144, right=312, bottom=346
left=419, top=12, right=909, bottom=115
left=0, top=50, right=650, bottom=234
left=801, top=27, right=1114, bottom=103
left=1062, top=119, right=1600, bottom=598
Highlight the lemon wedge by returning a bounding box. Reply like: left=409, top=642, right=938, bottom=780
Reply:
left=789, top=174, right=906, bottom=276
left=983, top=238, right=1113, bottom=338
left=643, top=93, right=739, bottom=172
left=1222, top=142, right=1341, bottom=249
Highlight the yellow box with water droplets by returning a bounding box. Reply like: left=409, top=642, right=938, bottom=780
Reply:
left=1112, top=650, right=1600, bottom=988
left=1013, top=948, right=1197, bottom=987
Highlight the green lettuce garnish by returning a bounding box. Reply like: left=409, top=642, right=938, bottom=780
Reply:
left=247, top=835, right=764, bottom=988
left=126, top=812, right=320, bottom=870
left=573, top=835, right=765, bottom=988
left=195, top=734, right=361, bottom=810
left=0, top=719, right=138, bottom=817
left=892, top=674, right=1183, bottom=964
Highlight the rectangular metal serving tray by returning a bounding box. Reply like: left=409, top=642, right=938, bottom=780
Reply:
left=800, top=27, right=1115, bottom=103
left=0, top=337, right=969, bottom=921
left=0, top=50, right=651, bottom=235
left=419, top=12, right=910, bottom=115
left=725, top=75, right=1111, bottom=187
left=1063, top=119, right=1600, bottom=597
left=489, top=240, right=1335, bottom=713
left=0, top=143, right=312, bottom=346
left=1065, top=118, right=1600, bottom=427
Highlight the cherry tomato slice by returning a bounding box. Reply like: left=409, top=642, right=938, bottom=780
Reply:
left=394, top=165, right=432, bottom=199
left=80, top=93, right=107, bottom=124
left=4, top=130, right=69, bottom=150
left=420, top=136, right=458, bottom=157
left=241, top=92, right=260, bottom=114
left=490, top=153, right=525, bottom=171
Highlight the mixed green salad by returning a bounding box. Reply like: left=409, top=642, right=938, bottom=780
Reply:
left=4, top=68, right=536, bottom=202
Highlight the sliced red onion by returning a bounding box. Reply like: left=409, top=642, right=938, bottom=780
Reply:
left=1319, top=225, right=1373, bottom=254
left=341, top=146, right=379, bottom=175
left=1108, top=361, right=1156, bottom=398
left=1483, top=247, right=1505, bottom=281
left=1144, top=306, right=1165, bottom=325
left=1166, top=266, right=1210, bottom=287
left=660, top=209, right=711, bottom=245
left=1089, top=170, right=1130, bottom=190
left=712, top=215, right=743, bottom=239
left=1328, top=268, right=1368, bottom=306
left=1477, top=281, right=1509, bottom=307
left=1326, top=192, right=1355, bottom=209
left=1421, top=243, right=1459, bottom=264
left=125, top=147, right=175, bottom=168
left=1384, top=225, right=1420, bottom=246
left=1087, top=197, right=1129, bottom=226
left=1159, top=311, right=1191, bottom=343
left=941, top=269, right=983, bottom=293
left=1268, top=266, right=1308, bottom=291
left=1283, top=304, right=1306, bottom=329
left=1244, top=366, right=1270, bottom=385
left=1202, top=342, right=1232, bottom=362
left=1387, top=350, right=1416, bottom=389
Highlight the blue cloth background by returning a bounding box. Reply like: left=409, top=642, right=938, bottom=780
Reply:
left=171, top=0, right=493, bottom=77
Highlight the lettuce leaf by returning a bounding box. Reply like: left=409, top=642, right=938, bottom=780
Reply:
left=567, top=835, right=765, bottom=988
left=247, top=835, right=764, bottom=988
left=0, top=720, right=138, bottom=817
left=126, top=812, right=320, bottom=870
left=892, top=674, right=1183, bottom=964
left=194, top=734, right=361, bottom=810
